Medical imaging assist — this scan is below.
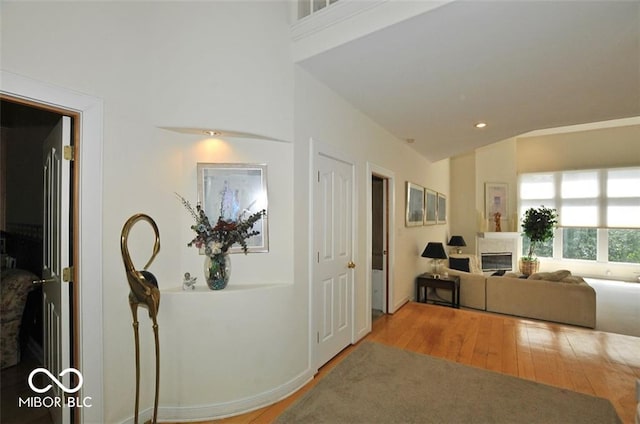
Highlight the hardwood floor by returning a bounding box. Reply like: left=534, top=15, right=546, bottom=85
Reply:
left=207, top=302, right=640, bottom=424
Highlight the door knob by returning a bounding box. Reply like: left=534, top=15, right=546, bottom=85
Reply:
left=348, top=261, right=356, bottom=269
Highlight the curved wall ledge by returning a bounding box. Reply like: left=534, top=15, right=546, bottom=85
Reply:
left=162, top=283, right=290, bottom=294
left=139, top=282, right=310, bottom=423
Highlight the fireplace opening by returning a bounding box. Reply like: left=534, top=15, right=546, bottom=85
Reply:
left=481, top=252, right=513, bottom=271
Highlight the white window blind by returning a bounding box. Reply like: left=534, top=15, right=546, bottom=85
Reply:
left=519, top=166, right=640, bottom=229
left=607, top=168, right=640, bottom=227
left=519, top=173, right=555, bottom=221
left=560, top=170, right=599, bottom=227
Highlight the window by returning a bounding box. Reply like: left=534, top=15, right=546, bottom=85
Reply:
left=522, top=236, right=553, bottom=258
left=519, top=167, right=640, bottom=264
left=562, top=228, right=597, bottom=260
left=608, top=229, right=640, bottom=263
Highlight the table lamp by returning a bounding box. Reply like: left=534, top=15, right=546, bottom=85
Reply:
left=447, top=235, right=466, bottom=254
left=421, top=242, right=448, bottom=277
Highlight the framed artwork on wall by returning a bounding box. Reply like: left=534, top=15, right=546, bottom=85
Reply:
left=405, top=182, right=425, bottom=227
left=424, top=189, right=437, bottom=225
left=485, top=182, right=508, bottom=223
left=197, top=163, right=269, bottom=253
left=437, top=192, right=447, bottom=224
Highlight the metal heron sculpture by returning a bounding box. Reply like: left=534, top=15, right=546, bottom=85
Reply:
left=120, top=214, right=161, bottom=424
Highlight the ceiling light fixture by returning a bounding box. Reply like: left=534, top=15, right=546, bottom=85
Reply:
left=204, top=130, right=222, bottom=137
left=475, top=122, right=488, bottom=129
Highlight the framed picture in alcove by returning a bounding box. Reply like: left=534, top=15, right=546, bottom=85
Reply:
left=197, top=163, right=268, bottom=253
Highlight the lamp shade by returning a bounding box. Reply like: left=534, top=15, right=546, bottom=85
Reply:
left=421, top=242, right=447, bottom=259
left=447, top=235, right=467, bottom=247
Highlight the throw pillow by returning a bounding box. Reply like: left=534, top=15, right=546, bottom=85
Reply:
left=450, top=254, right=482, bottom=274
left=561, top=276, right=586, bottom=284
left=528, top=270, right=571, bottom=281
left=449, top=257, right=470, bottom=273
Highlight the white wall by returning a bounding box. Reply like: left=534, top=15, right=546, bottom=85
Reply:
left=517, top=124, right=640, bottom=173
left=449, top=151, right=476, bottom=252
left=294, top=67, right=450, bottom=334
left=475, top=138, right=518, bottom=232
left=2, top=2, right=302, bottom=422
left=3, top=2, right=453, bottom=422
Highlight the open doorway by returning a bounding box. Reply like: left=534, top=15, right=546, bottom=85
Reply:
left=0, top=98, right=73, bottom=424
left=371, top=175, right=386, bottom=320
left=2, top=71, right=104, bottom=423
left=371, top=173, right=392, bottom=321
left=368, top=163, right=396, bottom=326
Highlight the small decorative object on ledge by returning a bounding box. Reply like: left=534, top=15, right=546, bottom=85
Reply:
left=494, top=212, right=502, bottom=232
left=177, top=193, right=265, bottom=290
left=182, top=272, right=197, bottom=290
left=204, top=252, right=230, bottom=290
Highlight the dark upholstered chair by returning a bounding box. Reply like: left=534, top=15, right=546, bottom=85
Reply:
left=1, top=268, right=38, bottom=369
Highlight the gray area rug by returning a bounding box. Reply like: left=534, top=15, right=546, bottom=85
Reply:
left=276, top=341, right=621, bottom=423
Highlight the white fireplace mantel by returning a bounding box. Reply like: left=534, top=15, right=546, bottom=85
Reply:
left=476, top=232, right=523, bottom=272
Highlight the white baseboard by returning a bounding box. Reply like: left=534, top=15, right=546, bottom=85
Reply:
left=391, top=296, right=410, bottom=314
left=120, top=368, right=315, bottom=423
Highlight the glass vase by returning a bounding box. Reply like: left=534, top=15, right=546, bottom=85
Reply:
left=204, top=252, right=231, bottom=290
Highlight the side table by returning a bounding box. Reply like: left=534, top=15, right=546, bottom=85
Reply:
left=416, top=273, right=460, bottom=308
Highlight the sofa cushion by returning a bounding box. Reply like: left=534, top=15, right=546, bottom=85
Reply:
left=528, top=270, right=571, bottom=281
left=449, top=257, right=470, bottom=273
left=561, top=275, right=587, bottom=284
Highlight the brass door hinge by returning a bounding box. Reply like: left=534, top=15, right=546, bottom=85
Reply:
left=63, top=145, right=75, bottom=161
left=63, top=267, right=74, bottom=282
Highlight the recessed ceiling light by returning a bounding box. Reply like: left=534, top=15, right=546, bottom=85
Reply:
left=475, top=122, right=487, bottom=129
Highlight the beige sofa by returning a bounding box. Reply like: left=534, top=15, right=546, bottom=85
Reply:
left=439, top=255, right=486, bottom=310
left=486, top=273, right=596, bottom=328
left=439, top=256, right=596, bottom=328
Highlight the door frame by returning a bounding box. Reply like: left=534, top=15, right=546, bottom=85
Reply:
left=366, top=162, right=395, bottom=323
left=309, top=138, right=357, bottom=370
left=1, top=70, right=104, bottom=423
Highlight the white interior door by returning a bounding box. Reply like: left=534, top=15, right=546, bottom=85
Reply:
left=313, top=152, right=354, bottom=368
left=42, top=116, right=72, bottom=424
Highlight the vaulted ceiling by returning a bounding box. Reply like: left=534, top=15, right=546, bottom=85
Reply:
left=299, top=1, right=640, bottom=161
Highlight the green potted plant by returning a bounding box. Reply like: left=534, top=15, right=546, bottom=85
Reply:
left=520, top=206, right=558, bottom=275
